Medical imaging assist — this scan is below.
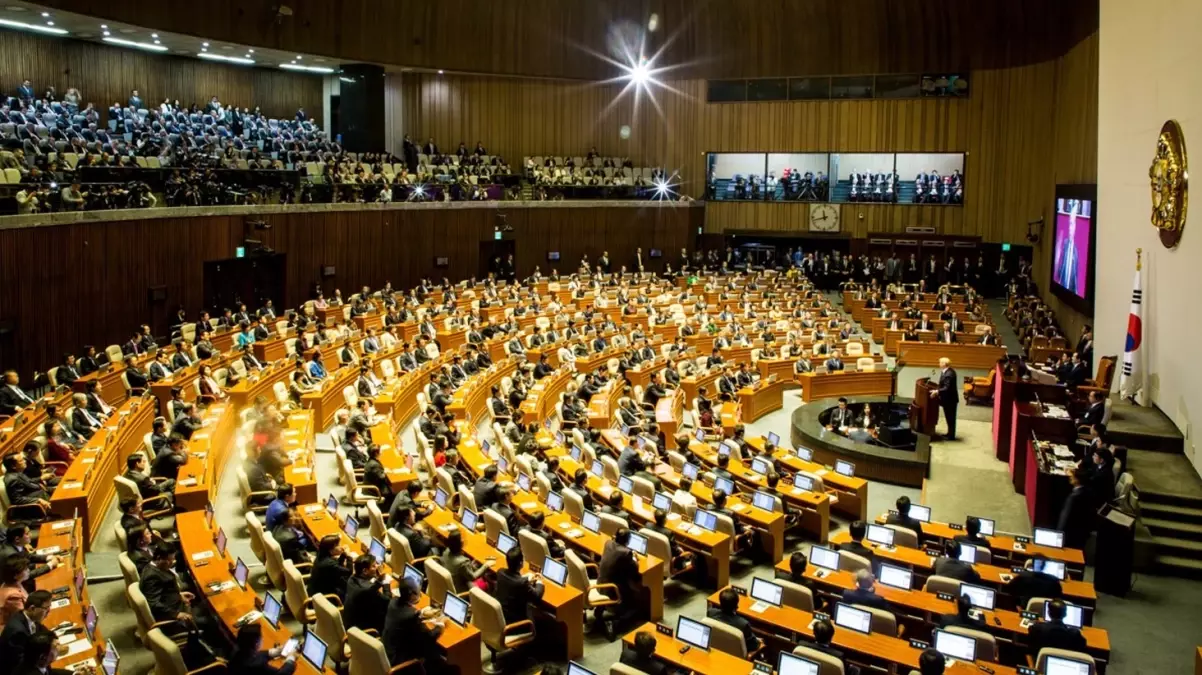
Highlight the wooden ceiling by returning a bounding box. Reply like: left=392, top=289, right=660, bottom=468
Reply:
left=39, top=0, right=1098, bottom=80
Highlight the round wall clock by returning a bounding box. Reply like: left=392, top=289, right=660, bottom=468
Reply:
left=1149, top=119, right=1188, bottom=249
left=809, top=203, right=840, bottom=232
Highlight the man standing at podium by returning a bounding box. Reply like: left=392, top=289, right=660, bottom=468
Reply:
left=933, top=357, right=958, bottom=441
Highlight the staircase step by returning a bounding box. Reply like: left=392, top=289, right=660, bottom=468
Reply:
left=1151, top=554, right=1202, bottom=579
left=1138, top=490, right=1202, bottom=509
left=1143, top=517, right=1202, bottom=542
left=1141, top=502, right=1202, bottom=524
left=1148, top=534, right=1202, bottom=556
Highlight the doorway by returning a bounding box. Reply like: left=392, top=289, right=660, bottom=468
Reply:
left=203, top=253, right=287, bottom=315
left=479, top=239, right=516, bottom=280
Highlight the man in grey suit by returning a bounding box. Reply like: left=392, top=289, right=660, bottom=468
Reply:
left=934, top=357, right=958, bottom=440
left=885, top=254, right=901, bottom=283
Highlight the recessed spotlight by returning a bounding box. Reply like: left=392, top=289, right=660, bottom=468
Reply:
left=102, top=31, right=110, bottom=36
left=202, top=42, right=209, bottom=46
left=295, top=55, right=302, bottom=60
left=103, top=36, right=167, bottom=51
left=438, top=70, right=444, bottom=74
left=247, top=49, right=254, bottom=53
left=45, top=21, right=53, bottom=25
left=200, top=47, right=207, bottom=52
left=119, top=28, right=135, bottom=34
left=40, top=11, right=48, bottom=16
left=5, top=6, right=27, bottom=12
left=151, top=33, right=158, bottom=38
left=100, top=24, right=107, bottom=28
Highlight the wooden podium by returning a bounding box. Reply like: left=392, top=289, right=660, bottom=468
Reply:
left=909, top=377, right=939, bottom=434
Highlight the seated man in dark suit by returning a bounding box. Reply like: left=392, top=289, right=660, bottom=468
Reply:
left=620, top=631, right=668, bottom=675
left=841, top=569, right=893, bottom=614
left=125, top=454, right=175, bottom=502
left=802, top=619, right=846, bottom=668
left=0, top=370, right=35, bottom=416
left=0, top=589, right=53, bottom=666
left=271, top=509, right=314, bottom=564
left=344, top=555, right=392, bottom=634
left=1004, top=555, right=1064, bottom=608
left=598, top=529, right=646, bottom=640
left=885, top=495, right=924, bottom=539
left=1, top=455, right=49, bottom=510
left=953, top=516, right=990, bottom=549
left=397, top=507, right=439, bottom=560
left=473, top=465, right=501, bottom=509
left=939, top=593, right=986, bottom=629
left=1027, top=599, right=1087, bottom=657
left=706, top=587, right=760, bottom=653
left=933, top=541, right=981, bottom=583
left=565, top=469, right=595, bottom=513
left=1077, top=390, right=1107, bottom=428
left=836, top=520, right=876, bottom=567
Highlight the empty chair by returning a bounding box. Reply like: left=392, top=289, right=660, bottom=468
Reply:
left=518, top=530, right=550, bottom=571
left=922, top=575, right=963, bottom=596
left=838, top=551, right=872, bottom=575
left=148, top=627, right=227, bottom=675
left=366, top=499, right=388, bottom=541
left=776, top=578, right=815, bottom=611
left=347, top=627, right=423, bottom=675
left=245, top=512, right=267, bottom=563
left=884, top=524, right=920, bottom=549
left=313, top=594, right=352, bottom=669
left=598, top=512, right=627, bottom=537
left=284, top=559, right=338, bottom=624
left=1034, top=649, right=1096, bottom=675
left=388, top=527, right=434, bottom=571
left=470, top=586, right=536, bottom=672
left=702, top=617, right=754, bottom=659
left=851, top=604, right=898, bottom=637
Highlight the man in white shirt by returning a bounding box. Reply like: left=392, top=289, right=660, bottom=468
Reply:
left=672, top=476, right=699, bottom=516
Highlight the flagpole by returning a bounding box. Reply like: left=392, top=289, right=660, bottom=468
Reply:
left=1136, top=248, right=1142, bottom=271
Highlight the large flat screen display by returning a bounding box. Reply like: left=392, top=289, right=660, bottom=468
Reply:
left=1050, top=185, right=1097, bottom=313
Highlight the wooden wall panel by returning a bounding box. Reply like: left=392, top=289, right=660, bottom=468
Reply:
left=0, top=30, right=321, bottom=120
left=0, top=204, right=696, bottom=378
left=41, top=0, right=1097, bottom=80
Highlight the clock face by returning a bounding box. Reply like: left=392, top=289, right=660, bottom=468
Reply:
left=809, top=203, right=840, bottom=232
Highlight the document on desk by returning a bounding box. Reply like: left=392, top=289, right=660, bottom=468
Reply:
left=61, top=637, right=93, bottom=657
left=191, top=550, right=215, bottom=561
left=179, top=478, right=199, bottom=487
left=49, top=598, right=71, bottom=610
left=52, top=520, right=74, bottom=531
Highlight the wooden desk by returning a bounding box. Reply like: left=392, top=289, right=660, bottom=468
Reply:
left=37, top=518, right=108, bottom=671
left=718, top=402, right=741, bottom=437
left=176, top=511, right=327, bottom=674
left=586, top=382, right=623, bottom=429
left=556, top=454, right=732, bottom=588
left=49, top=396, right=155, bottom=549
left=70, top=352, right=156, bottom=406
left=871, top=512, right=1085, bottom=577
left=775, top=562, right=1110, bottom=664
left=296, top=509, right=485, bottom=673
left=708, top=588, right=1018, bottom=675
left=0, top=390, right=72, bottom=461
left=757, top=357, right=800, bottom=383
left=737, top=378, right=790, bottom=422
left=681, top=369, right=722, bottom=405
left=798, top=370, right=896, bottom=404
left=629, top=357, right=671, bottom=392
left=655, top=390, right=684, bottom=440
left=173, top=403, right=239, bottom=512
left=454, top=437, right=664, bottom=624
left=752, top=439, right=868, bottom=522
left=871, top=317, right=991, bottom=344
left=827, top=532, right=1097, bottom=608
left=621, top=622, right=756, bottom=675
left=521, top=367, right=574, bottom=423
left=897, top=342, right=1008, bottom=370
left=1009, top=403, right=1076, bottom=494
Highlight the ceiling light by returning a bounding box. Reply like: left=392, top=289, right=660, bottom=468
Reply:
left=102, top=31, right=110, bottom=36
left=45, top=21, right=53, bottom=25
left=100, top=24, right=107, bottom=28
left=202, top=42, right=209, bottom=46
left=151, top=33, right=158, bottom=38
left=5, top=6, right=27, bottom=12
left=103, top=36, right=167, bottom=51
left=339, top=77, right=355, bottom=84
left=198, top=52, right=253, bottom=65
left=295, top=55, right=302, bottom=60
left=0, top=17, right=68, bottom=34
left=281, top=63, right=334, bottom=73
left=438, top=70, right=444, bottom=75
left=40, top=11, right=48, bottom=16
left=248, top=49, right=254, bottom=53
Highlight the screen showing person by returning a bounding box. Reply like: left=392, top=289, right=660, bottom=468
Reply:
left=443, top=592, right=470, bottom=626
left=369, top=538, right=387, bottom=564
left=542, top=557, right=568, bottom=585
left=434, top=488, right=449, bottom=508
left=934, top=629, right=976, bottom=662
left=1034, top=528, right=1065, bottom=548
left=263, top=591, right=283, bottom=628
left=546, top=492, right=564, bottom=512
left=833, top=603, right=872, bottom=634
left=1052, top=197, right=1093, bottom=300
left=877, top=563, right=913, bottom=590
left=343, top=516, right=359, bottom=539
left=676, top=616, right=712, bottom=650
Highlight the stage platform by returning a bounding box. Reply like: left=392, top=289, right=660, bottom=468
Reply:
left=790, top=395, right=932, bottom=487
left=1106, top=399, right=1186, bottom=454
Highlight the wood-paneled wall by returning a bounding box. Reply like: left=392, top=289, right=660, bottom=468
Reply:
left=0, top=30, right=321, bottom=121
left=42, top=0, right=1097, bottom=80
left=0, top=204, right=699, bottom=377
left=401, top=32, right=1099, bottom=244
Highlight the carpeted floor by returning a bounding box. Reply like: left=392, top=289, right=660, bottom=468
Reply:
left=83, top=296, right=1202, bottom=674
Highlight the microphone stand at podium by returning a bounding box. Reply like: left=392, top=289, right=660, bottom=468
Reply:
left=909, top=377, right=940, bottom=435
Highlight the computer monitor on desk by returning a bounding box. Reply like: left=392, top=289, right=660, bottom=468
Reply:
left=652, top=492, right=672, bottom=512
left=617, top=475, right=633, bottom=494
left=970, top=515, right=995, bottom=536
left=233, top=558, right=249, bottom=590
left=713, top=476, right=735, bottom=496
left=777, top=652, right=820, bottom=675
left=877, top=563, right=913, bottom=590
left=810, top=545, right=840, bottom=571
left=582, top=510, right=601, bottom=533
left=84, top=605, right=98, bottom=642
left=866, top=524, right=895, bottom=547
left=750, top=577, right=783, bottom=607
left=263, top=592, right=282, bottom=628
left=908, top=504, right=931, bottom=522
left=542, top=558, right=568, bottom=586
left=1034, top=527, right=1065, bottom=548
left=627, top=532, right=648, bottom=555
left=934, top=629, right=977, bottom=663
left=675, top=616, right=712, bottom=650
left=834, top=603, right=872, bottom=634
left=546, top=492, right=564, bottom=512
left=959, top=582, right=996, bottom=610
left=693, top=509, right=718, bottom=532
left=1044, top=654, right=1093, bottom=675
left=301, top=629, right=328, bottom=671
left=1034, top=558, right=1067, bottom=580
left=443, top=592, right=470, bottom=627
left=496, top=532, right=518, bottom=554
left=460, top=509, right=479, bottom=532
left=682, top=462, right=700, bottom=480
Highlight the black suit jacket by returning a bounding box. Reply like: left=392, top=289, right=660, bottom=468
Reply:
left=1081, top=401, right=1106, bottom=427
left=1057, top=485, right=1095, bottom=549
left=307, top=554, right=352, bottom=599
left=1027, top=620, right=1087, bottom=656
left=3, top=472, right=46, bottom=505
left=140, top=563, right=186, bottom=621
left=933, top=558, right=981, bottom=583
left=344, top=575, right=391, bottom=633
left=383, top=600, right=443, bottom=666
left=706, top=606, right=759, bottom=651
left=0, top=385, right=34, bottom=415
left=841, top=587, right=892, bottom=613
left=473, top=478, right=499, bottom=509
left=884, top=513, right=923, bottom=539
left=938, top=367, right=958, bottom=405
left=619, top=648, right=668, bottom=675
left=0, top=613, right=46, bottom=673
left=1004, top=570, right=1063, bottom=606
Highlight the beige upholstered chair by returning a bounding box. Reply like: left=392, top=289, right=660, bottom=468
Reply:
left=148, top=628, right=226, bottom=675
left=470, top=586, right=536, bottom=671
